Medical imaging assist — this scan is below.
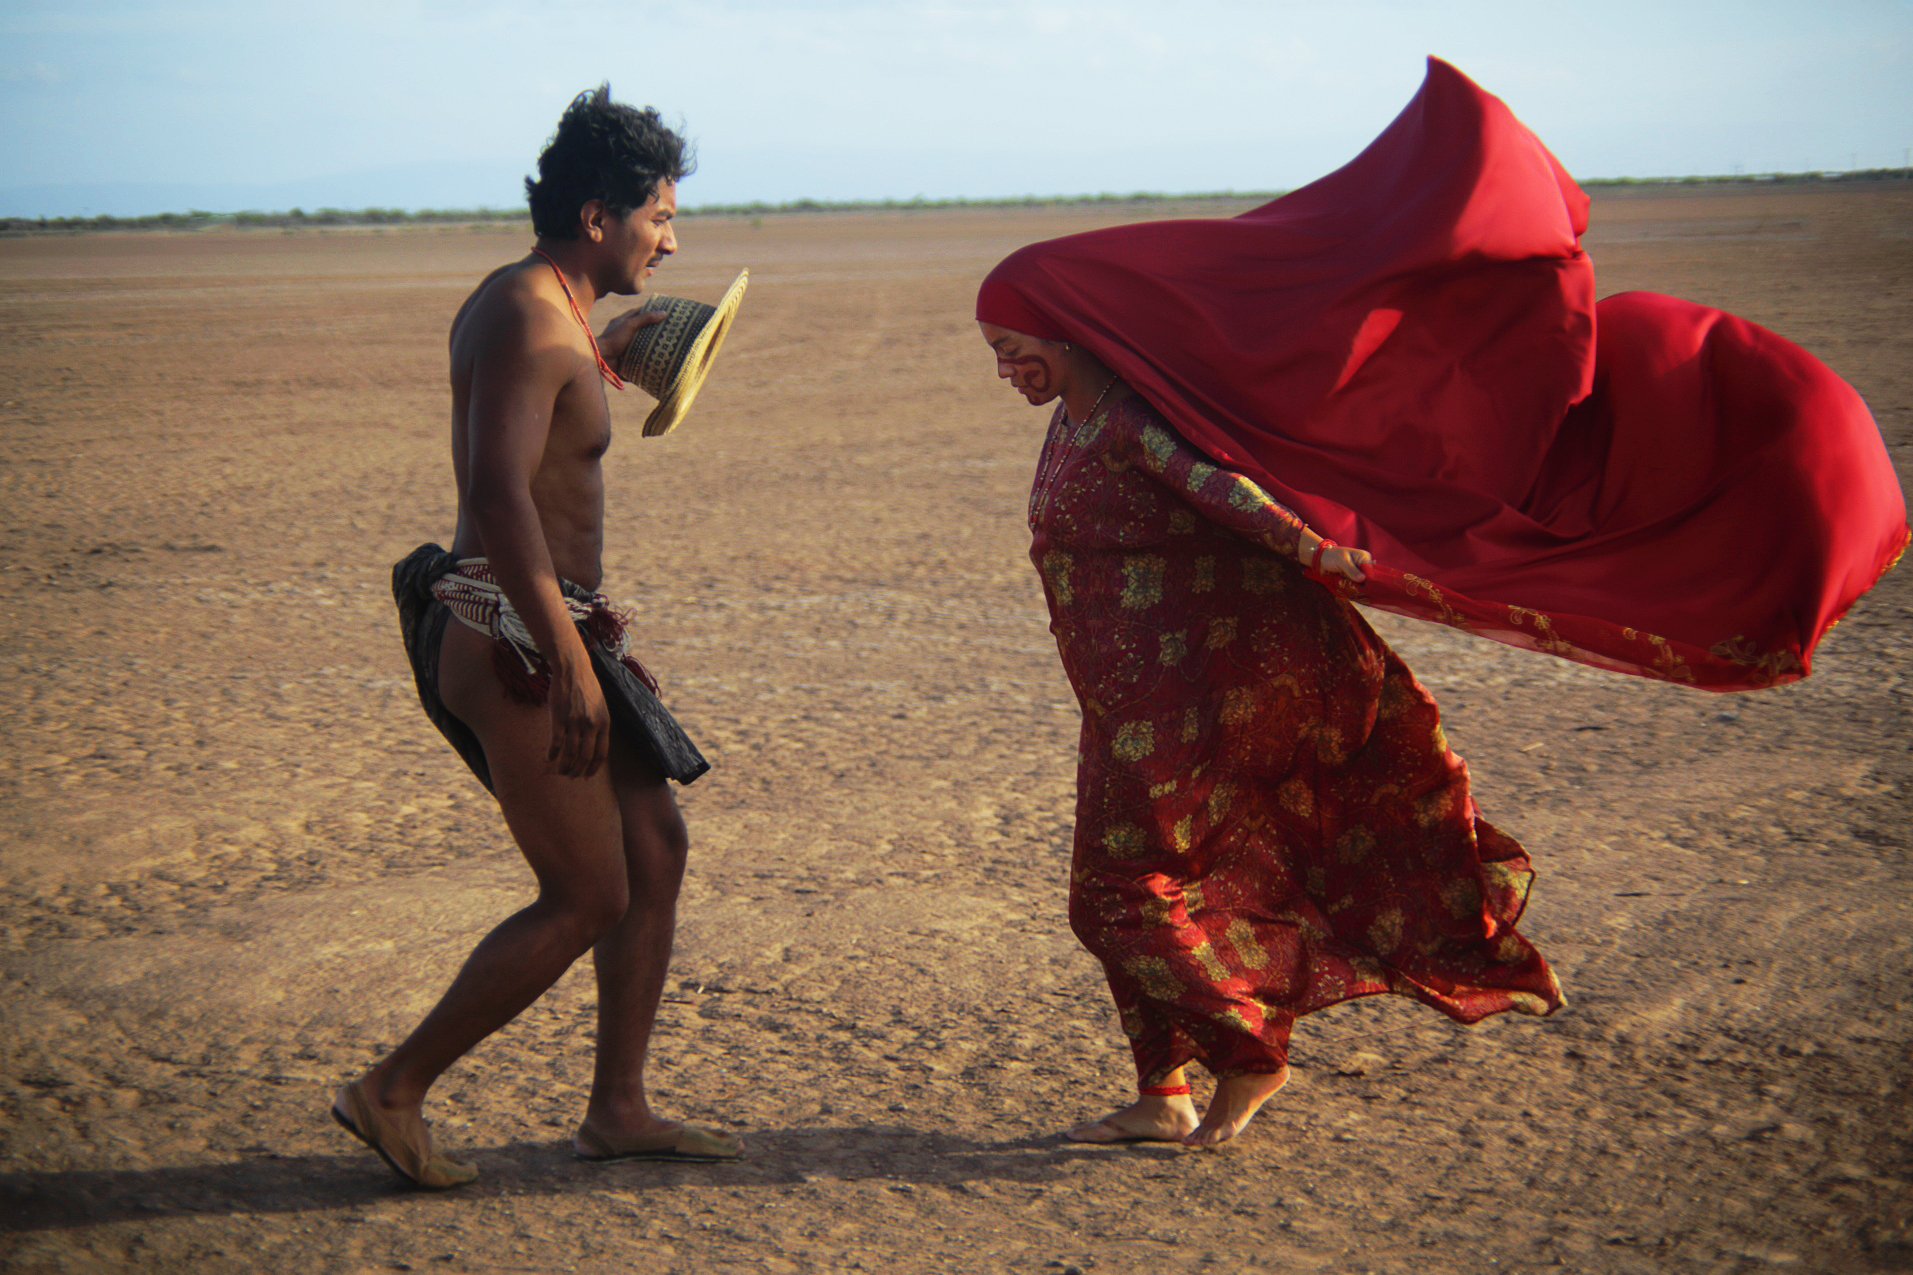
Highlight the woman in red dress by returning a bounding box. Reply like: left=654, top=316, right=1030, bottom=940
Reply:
left=978, top=325, right=1561, bottom=1146
left=975, top=59, right=1902, bottom=1147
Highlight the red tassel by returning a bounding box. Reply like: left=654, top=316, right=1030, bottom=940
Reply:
left=620, top=653, right=659, bottom=693
left=482, top=601, right=658, bottom=702
left=490, top=642, right=551, bottom=705
left=583, top=605, right=626, bottom=652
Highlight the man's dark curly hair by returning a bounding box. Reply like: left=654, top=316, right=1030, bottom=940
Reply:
left=525, top=85, right=694, bottom=240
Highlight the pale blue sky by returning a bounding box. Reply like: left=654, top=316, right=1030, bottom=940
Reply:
left=3, top=0, right=1909, bottom=216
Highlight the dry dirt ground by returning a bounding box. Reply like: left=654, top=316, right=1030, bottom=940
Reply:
left=1, top=184, right=1910, bottom=1275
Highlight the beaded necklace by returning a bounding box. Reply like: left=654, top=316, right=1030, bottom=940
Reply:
left=531, top=248, right=625, bottom=390
left=1030, top=372, right=1120, bottom=523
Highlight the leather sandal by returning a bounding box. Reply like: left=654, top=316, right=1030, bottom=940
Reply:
left=331, top=1081, right=478, bottom=1189
left=573, top=1120, right=744, bottom=1163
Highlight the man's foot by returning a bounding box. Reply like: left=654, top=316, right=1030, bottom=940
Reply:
left=331, top=1081, right=478, bottom=1189
left=573, top=1118, right=743, bottom=1163
left=1064, top=1094, right=1199, bottom=1144
left=1182, top=1067, right=1290, bottom=1148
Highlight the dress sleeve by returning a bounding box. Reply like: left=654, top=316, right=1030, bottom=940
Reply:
left=1130, top=411, right=1309, bottom=559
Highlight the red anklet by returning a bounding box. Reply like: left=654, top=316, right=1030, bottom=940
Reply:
left=1139, top=1083, right=1192, bottom=1097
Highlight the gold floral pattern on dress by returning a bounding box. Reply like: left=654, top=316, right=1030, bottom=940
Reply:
left=1219, top=685, right=1257, bottom=725
left=1170, top=815, right=1194, bottom=852
left=1041, top=550, right=1075, bottom=606
left=1226, top=473, right=1275, bottom=513
left=1279, top=776, right=1315, bottom=820
left=1183, top=881, right=1207, bottom=915
left=1415, top=787, right=1456, bottom=828
left=1141, top=422, right=1177, bottom=467
left=1101, top=823, right=1147, bottom=858
left=1367, top=907, right=1405, bottom=954
left=1275, top=908, right=1325, bottom=943
left=1112, top=720, right=1155, bottom=762
left=1192, top=941, right=1232, bottom=983
left=1442, top=877, right=1482, bottom=919
left=1376, top=677, right=1415, bottom=721
left=1242, top=557, right=1289, bottom=596
left=1336, top=826, right=1376, bottom=864
left=1122, top=556, right=1166, bottom=609
left=1126, top=955, right=1184, bottom=1001
left=1227, top=919, right=1272, bottom=969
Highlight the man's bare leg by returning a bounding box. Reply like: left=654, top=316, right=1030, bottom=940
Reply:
left=567, top=739, right=741, bottom=1160
left=577, top=742, right=689, bottom=1144
left=1065, top=1066, right=1200, bottom=1144
left=1182, top=1067, right=1290, bottom=1148
left=344, top=623, right=634, bottom=1164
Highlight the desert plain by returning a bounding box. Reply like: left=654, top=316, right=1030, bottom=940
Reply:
left=1, top=183, right=1911, bottom=1274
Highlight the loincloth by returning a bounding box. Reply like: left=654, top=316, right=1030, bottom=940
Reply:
left=391, top=543, right=709, bottom=790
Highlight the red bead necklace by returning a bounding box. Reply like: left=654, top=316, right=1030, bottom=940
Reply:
left=531, top=248, right=625, bottom=390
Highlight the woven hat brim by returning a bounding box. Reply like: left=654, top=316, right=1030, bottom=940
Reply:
left=642, top=269, right=749, bottom=438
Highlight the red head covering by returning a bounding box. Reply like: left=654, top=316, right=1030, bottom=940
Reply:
left=978, top=57, right=1904, bottom=691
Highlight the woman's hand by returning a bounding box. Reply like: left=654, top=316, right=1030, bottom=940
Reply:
left=1317, top=545, right=1372, bottom=583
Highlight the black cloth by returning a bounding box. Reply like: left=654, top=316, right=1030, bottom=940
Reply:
left=391, top=543, right=710, bottom=789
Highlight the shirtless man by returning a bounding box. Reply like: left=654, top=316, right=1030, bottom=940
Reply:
left=331, top=86, right=739, bottom=1188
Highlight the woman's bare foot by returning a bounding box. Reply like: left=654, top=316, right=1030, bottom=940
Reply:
left=1183, top=1067, right=1290, bottom=1148
left=1064, top=1093, right=1199, bottom=1144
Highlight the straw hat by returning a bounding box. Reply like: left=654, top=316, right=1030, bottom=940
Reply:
left=619, top=269, right=749, bottom=437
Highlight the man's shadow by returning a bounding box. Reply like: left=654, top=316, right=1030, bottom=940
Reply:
left=1, top=1123, right=1197, bottom=1232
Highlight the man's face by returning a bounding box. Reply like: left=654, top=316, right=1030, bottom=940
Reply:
left=980, top=321, right=1064, bottom=406
left=603, top=180, right=679, bottom=294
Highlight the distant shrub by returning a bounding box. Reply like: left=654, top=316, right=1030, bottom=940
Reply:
left=2, top=168, right=1907, bottom=238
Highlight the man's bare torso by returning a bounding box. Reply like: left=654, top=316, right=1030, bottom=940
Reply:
left=446, top=260, right=612, bottom=590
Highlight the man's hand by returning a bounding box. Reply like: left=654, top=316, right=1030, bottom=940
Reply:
left=1318, top=545, right=1372, bottom=582
left=546, top=654, right=611, bottom=779
left=596, top=308, right=668, bottom=368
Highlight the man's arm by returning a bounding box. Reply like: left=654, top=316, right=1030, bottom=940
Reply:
left=461, top=305, right=610, bottom=779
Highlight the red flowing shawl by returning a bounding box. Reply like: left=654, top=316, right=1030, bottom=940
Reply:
left=977, top=58, right=1906, bottom=691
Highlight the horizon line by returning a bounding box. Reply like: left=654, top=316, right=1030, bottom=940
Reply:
left=4, top=168, right=1911, bottom=230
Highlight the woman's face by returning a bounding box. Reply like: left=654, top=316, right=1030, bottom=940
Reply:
left=979, top=322, right=1067, bottom=406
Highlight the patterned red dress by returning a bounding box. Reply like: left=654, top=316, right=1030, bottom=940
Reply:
left=1032, top=394, right=1563, bottom=1083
